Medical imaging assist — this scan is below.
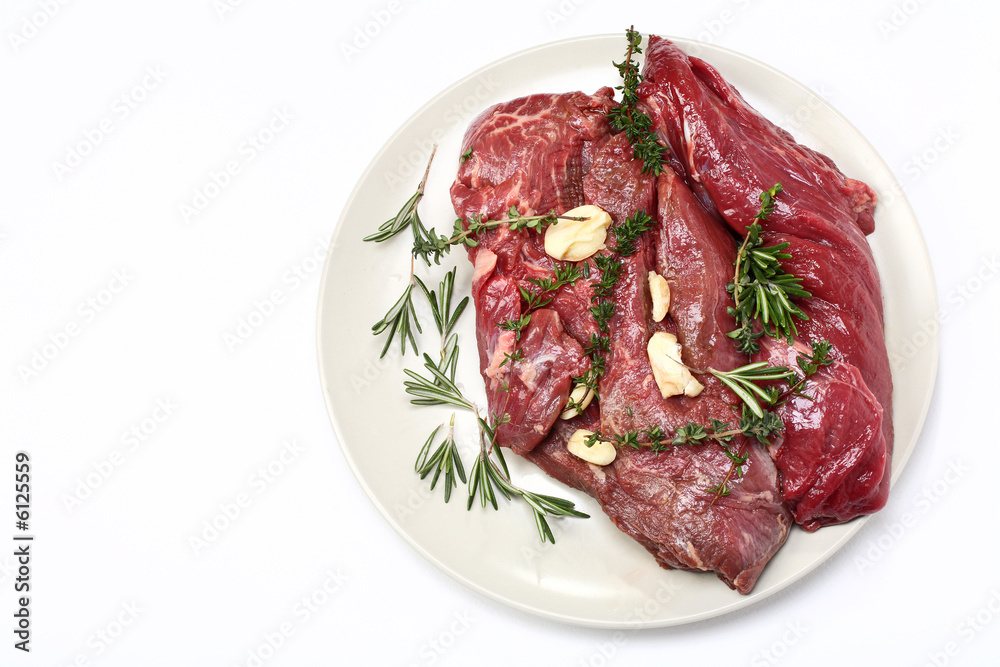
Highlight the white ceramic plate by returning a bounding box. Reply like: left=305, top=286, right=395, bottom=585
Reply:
left=316, top=35, right=937, bottom=628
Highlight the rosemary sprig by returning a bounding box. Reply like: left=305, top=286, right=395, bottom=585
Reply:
left=403, top=347, right=471, bottom=410
left=468, top=418, right=589, bottom=544
left=405, top=336, right=587, bottom=542
left=415, top=267, right=470, bottom=352
left=371, top=261, right=422, bottom=359
left=414, top=415, right=467, bottom=503
left=710, top=362, right=796, bottom=419
left=367, top=146, right=586, bottom=544
left=363, top=147, right=437, bottom=245
left=726, top=183, right=812, bottom=354
left=606, top=27, right=666, bottom=175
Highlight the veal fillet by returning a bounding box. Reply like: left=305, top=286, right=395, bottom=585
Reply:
left=638, top=35, right=892, bottom=528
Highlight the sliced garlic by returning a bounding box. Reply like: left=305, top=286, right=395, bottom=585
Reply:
left=647, top=331, right=704, bottom=399
left=648, top=271, right=671, bottom=322
left=567, top=429, right=617, bottom=466
left=543, top=204, right=612, bottom=262
left=560, top=382, right=596, bottom=420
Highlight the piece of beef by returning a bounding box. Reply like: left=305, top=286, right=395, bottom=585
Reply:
left=451, top=89, right=616, bottom=223
left=452, top=90, right=791, bottom=593
left=638, top=35, right=893, bottom=528
left=579, top=165, right=791, bottom=592
left=526, top=419, right=791, bottom=595
left=469, top=246, right=590, bottom=455
left=758, top=338, right=887, bottom=530
left=452, top=89, right=620, bottom=454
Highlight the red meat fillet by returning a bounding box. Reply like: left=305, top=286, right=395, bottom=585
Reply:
left=451, top=90, right=791, bottom=593
left=637, top=35, right=892, bottom=529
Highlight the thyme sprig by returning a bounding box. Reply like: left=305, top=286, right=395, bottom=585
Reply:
left=410, top=209, right=585, bottom=266
left=606, top=406, right=783, bottom=454
left=778, top=339, right=835, bottom=402
left=593, top=406, right=783, bottom=500
left=573, top=252, right=623, bottom=398
left=606, top=27, right=666, bottom=175
left=726, top=183, right=812, bottom=354
left=612, top=210, right=655, bottom=257
left=797, top=339, right=834, bottom=377
left=498, top=263, right=583, bottom=340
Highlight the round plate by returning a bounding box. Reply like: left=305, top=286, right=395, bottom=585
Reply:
left=316, top=35, right=937, bottom=628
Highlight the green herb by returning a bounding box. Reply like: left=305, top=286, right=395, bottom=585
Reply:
left=497, top=314, right=531, bottom=340
left=496, top=263, right=582, bottom=365
left=797, top=339, right=833, bottom=377
left=589, top=301, right=616, bottom=333
left=610, top=405, right=783, bottom=452
left=706, top=483, right=731, bottom=498
left=367, top=149, right=585, bottom=544
left=606, top=27, right=666, bottom=175
left=612, top=210, right=655, bottom=257
left=611, top=430, right=641, bottom=450
left=467, top=418, right=589, bottom=544
left=367, top=150, right=441, bottom=358
left=737, top=406, right=783, bottom=446
left=726, top=183, right=812, bottom=354
left=364, top=146, right=437, bottom=247
left=779, top=338, right=835, bottom=401
left=710, top=362, right=796, bottom=419
left=415, top=267, right=469, bottom=352
left=403, top=347, right=471, bottom=410
left=498, top=348, right=525, bottom=369
left=591, top=255, right=623, bottom=301
left=410, top=208, right=584, bottom=266
left=405, top=340, right=587, bottom=542
left=671, top=422, right=709, bottom=447
left=414, top=415, right=467, bottom=503
left=371, top=268, right=422, bottom=358
left=460, top=147, right=473, bottom=163
left=584, top=332, right=611, bottom=357
left=572, top=251, right=625, bottom=399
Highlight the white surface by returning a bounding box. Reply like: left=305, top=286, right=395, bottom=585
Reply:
left=1, top=1, right=994, bottom=665
left=316, top=35, right=936, bottom=629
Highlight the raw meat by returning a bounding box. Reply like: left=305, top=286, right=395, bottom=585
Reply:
left=636, top=35, right=892, bottom=529
left=452, top=89, right=617, bottom=454
left=451, top=89, right=792, bottom=593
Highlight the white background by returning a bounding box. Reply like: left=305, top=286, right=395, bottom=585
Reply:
left=1, top=0, right=995, bottom=665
